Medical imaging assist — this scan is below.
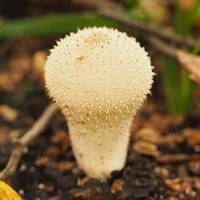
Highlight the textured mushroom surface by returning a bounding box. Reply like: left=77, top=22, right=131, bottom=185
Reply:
left=45, top=27, right=154, bottom=180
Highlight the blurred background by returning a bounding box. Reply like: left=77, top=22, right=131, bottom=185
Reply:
left=0, top=0, right=200, bottom=199
left=0, top=0, right=200, bottom=115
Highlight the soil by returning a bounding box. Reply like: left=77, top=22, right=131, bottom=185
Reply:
left=1, top=99, right=200, bottom=200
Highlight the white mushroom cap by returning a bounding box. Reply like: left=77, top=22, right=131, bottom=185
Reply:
left=45, top=27, right=154, bottom=180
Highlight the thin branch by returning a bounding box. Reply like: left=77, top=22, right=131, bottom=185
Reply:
left=20, top=103, right=57, bottom=146
left=157, top=154, right=200, bottom=163
left=145, top=36, right=200, bottom=84
left=0, top=103, right=57, bottom=181
left=146, top=36, right=177, bottom=59
left=98, top=9, right=196, bottom=49
left=73, top=0, right=196, bottom=49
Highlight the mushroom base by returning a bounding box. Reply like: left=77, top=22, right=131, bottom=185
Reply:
left=68, top=118, right=132, bottom=181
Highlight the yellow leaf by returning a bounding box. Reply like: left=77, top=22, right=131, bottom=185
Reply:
left=0, top=181, right=21, bottom=200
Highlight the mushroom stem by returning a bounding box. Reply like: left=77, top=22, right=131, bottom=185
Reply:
left=68, top=117, right=132, bottom=180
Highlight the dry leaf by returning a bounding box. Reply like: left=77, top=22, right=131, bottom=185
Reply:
left=133, top=128, right=161, bottom=144
left=165, top=178, right=182, bottom=192
left=0, top=105, right=18, bottom=122
left=183, top=128, right=200, bottom=147
left=165, top=178, right=196, bottom=196
left=133, top=140, right=160, bottom=157
left=132, top=128, right=161, bottom=156
left=176, top=50, right=200, bottom=84
left=32, top=51, right=47, bottom=83
left=182, top=181, right=194, bottom=196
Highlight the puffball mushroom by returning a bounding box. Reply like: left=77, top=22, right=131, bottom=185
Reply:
left=45, top=27, right=154, bottom=180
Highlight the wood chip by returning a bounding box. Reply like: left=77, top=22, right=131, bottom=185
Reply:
left=77, top=176, right=91, bottom=186
left=111, top=179, right=124, bottom=194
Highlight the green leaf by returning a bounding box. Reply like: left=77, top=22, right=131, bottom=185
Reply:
left=120, top=0, right=138, bottom=8
left=163, top=0, right=200, bottom=115
left=0, top=13, right=120, bottom=41
left=193, top=38, right=200, bottom=54
left=175, top=0, right=200, bottom=36
left=162, top=57, right=180, bottom=115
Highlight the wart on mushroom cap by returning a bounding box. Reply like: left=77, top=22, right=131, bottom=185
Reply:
left=45, top=27, right=154, bottom=180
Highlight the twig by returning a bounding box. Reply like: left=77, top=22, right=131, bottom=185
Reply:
left=145, top=36, right=200, bottom=84
left=146, top=36, right=177, bottom=59
left=98, top=10, right=196, bottom=49
left=157, top=154, right=200, bottom=163
left=0, top=103, right=57, bottom=181
left=73, top=0, right=196, bottom=49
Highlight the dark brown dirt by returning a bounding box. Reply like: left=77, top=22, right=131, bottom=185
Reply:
left=1, top=82, right=200, bottom=199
